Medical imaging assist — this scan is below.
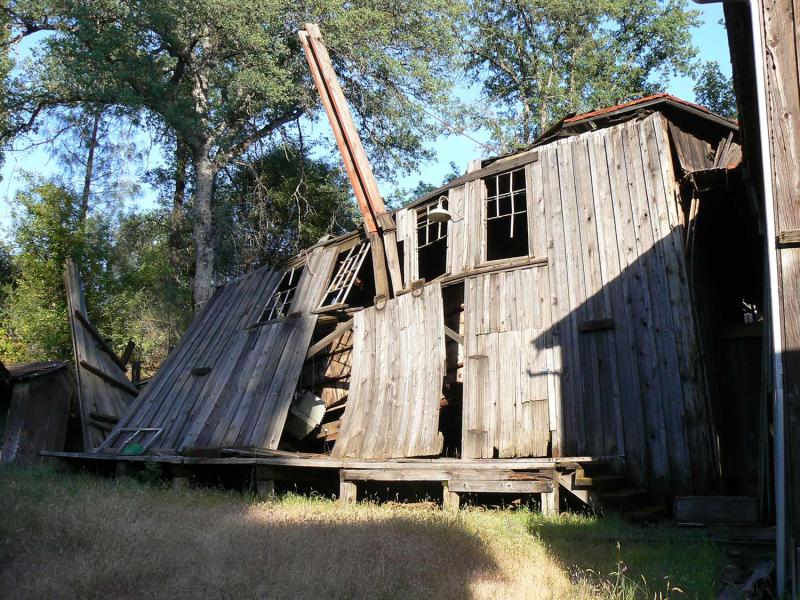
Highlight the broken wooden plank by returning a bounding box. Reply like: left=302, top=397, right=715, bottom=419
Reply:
left=444, top=325, right=464, bottom=346
left=306, top=319, right=354, bottom=359
left=79, top=360, right=139, bottom=396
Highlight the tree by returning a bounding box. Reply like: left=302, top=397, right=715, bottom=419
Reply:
left=464, top=0, right=701, bottom=149
left=0, top=1, right=12, bottom=174
left=6, top=1, right=464, bottom=309
left=693, top=60, right=737, bottom=120
left=215, top=143, right=357, bottom=275
left=0, top=180, right=116, bottom=361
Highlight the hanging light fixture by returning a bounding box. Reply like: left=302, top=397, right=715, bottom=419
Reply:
left=428, top=195, right=452, bottom=223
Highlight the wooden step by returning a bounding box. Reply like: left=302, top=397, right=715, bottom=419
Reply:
left=573, top=474, right=626, bottom=489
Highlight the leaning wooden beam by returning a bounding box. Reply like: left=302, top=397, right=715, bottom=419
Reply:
left=119, top=340, right=136, bottom=367
left=306, top=319, right=354, bottom=359
left=444, top=325, right=464, bottom=346
left=73, top=310, right=126, bottom=371
left=79, top=360, right=139, bottom=396
left=299, top=23, right=402, bottom=297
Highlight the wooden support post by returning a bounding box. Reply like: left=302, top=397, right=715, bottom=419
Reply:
left=541, top=485, right=560, bottom=516
left=339, top=480, right=357, bottom=504
left=443, top=481, right=460, bottom=511
left=255, top=465, right=279, bottom=499
left=256, top=480, right=276, bottom=499
left=171, top=465, right=191, bottom=491
left=115, top=461, right=131, bottom=478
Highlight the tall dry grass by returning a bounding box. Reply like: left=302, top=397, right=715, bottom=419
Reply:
left=0, top=467, right=724, bottom=599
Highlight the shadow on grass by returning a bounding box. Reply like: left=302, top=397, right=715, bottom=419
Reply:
left=0, top=467, right=501, bottom=600
left=526, top=512, right=726, bottom=599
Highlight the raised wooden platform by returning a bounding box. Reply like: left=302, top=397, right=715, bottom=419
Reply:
left=41, top=450, right=623, bottom=513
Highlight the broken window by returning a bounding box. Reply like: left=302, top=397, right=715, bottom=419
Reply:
left=319, top=240, right=371, bottom=308
left=258, top=264, right=303, bottom=323
left=416, top=200, right=448, bottom=281
left=485, top=167, right=529, bottom=261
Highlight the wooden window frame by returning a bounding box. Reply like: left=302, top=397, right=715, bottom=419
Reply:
left=317, top=240, right=370, bottom=311
left=257, top=263, right=305, bottom=325
left=482, top=167, right=529, bottom=263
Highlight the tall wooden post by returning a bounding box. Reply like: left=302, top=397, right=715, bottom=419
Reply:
left=298, top=24, right=404, bottom=298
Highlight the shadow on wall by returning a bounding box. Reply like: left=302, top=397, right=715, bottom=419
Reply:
left=526, top=205, right=761, bottom=499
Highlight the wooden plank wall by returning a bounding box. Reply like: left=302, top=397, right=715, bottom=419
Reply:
left=462, top=266, right=552, bottom=458
left=534, top=113, right=715, bottom=495
left=332, top=282, right=445, bottom=458
left=1, top=367, right=73, bottom=465
left=292, top=245, right=339, bottom=314
left=108, top=249, right=334, bottom=453
left=757, top=0, right=800, bottom=545
left=64, top=260, right=136, bottom=450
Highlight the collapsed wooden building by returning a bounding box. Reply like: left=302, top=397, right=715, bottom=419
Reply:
left=53, top=89, right=768, bottom=516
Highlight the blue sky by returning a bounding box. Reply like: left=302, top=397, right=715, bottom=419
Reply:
left=0, top=3, right=732, bottom=231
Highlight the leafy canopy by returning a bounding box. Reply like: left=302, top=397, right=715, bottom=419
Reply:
left=465, top=0, right=701, bottom=149
left=8, top=0, right=465, bottom=173
left=693, top=60, right=737, bottom=120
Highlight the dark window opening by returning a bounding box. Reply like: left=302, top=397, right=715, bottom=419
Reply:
left=258, top=263, right=303, bottom=323
left=416, top=200, right=448, bottom=281
left=485, top=168, right=529, bottom=261
left=319, top=241, right=374, bottom=309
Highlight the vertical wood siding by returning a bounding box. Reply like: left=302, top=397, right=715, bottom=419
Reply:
left=332, top=283, right=446, bottom=458
left=534, top=113, right=714, bottom=494
left=108, top=258, right=324, bottom=453
left=462, top=266, right=552, bottom=458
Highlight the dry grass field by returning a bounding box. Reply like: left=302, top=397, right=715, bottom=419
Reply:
left=0, top=467, right=726, bottom=599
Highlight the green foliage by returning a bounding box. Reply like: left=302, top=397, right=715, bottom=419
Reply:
left=464, top=0, right=701, bottom=149
left=215, top=143, right=358, bottom=275
left=0, top=178, right=193, bottom=370
left=693, top=60, right=737, bottom=120
left=0, top=180, right=116, bottom=361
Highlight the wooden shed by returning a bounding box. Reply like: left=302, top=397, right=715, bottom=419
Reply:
left=76, top=95, right=762, bottom=512
left=0, top=361, right=75, bottom=465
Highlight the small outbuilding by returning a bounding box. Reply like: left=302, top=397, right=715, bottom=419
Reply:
left=0, top=360, right=75, bottom=465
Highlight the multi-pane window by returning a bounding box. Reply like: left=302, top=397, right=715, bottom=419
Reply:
left=415, top=200, right=449, bottom=281
left=319, top=241, right=370, bottom=308
left=485, top=168, right=529, bottom=261
left=416, top=200, right=448, bottom=249
left=258, top=264, right=303, bottom=323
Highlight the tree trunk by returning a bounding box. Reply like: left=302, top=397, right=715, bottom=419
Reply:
left=80, top=110, right=101, bottom=223
left=170, top=140, right=190, bottom=270
left=192, top=147, right=216, bottom=312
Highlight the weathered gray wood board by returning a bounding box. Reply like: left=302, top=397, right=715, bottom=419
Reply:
left=332, top=282, right=445, bottom=458
left=64, top=260, right=135, bottom=450
left=530, top=113, right=715, bottom=495
left=462, top=266, right=552, bottom=458
left=108, top=258, right=324, bottom=453
left=724, top=0, right=800, bottom=548
left=1, top=362, right=73, bottom=465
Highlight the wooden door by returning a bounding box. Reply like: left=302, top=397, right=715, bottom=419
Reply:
left=461, top=266, right=554, bottom=458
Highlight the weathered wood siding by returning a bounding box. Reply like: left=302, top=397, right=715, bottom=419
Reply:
left=462, top=266, right=552, bottom=458
left=65, top=260, right=135, bottom=450
left=1, top=365, right=73, bottom=465
left=109, top=253, right=332, bottom=452
left=727, top=0, right=800, bottom=543
left=332, top=283, right=445, bottom=458
left=532, top=113, right=715, bottom=494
